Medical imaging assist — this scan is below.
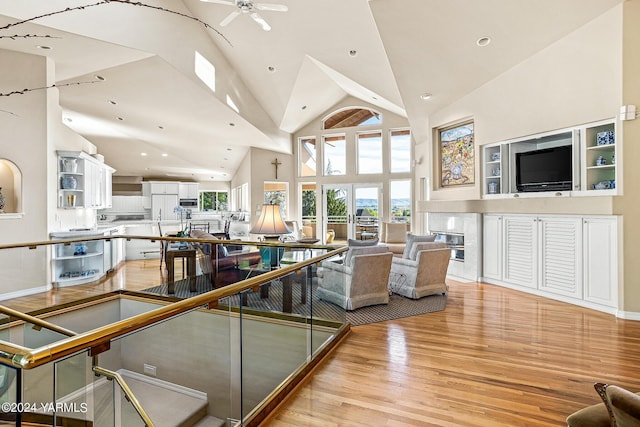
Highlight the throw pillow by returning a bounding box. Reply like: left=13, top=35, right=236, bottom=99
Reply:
left=348, top=238, right=379, bottom=247
left=344, top=245, right=388, bottom=266
left=403, top=233, right=436, bottom=258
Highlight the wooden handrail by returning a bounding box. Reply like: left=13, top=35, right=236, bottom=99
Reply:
left=93, top=366, right=155, bottom=426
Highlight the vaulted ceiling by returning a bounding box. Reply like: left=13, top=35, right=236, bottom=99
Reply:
left=0, top=0, right=623, bottom=181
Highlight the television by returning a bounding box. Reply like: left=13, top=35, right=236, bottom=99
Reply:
left=515, top=145, right=573, bottom=192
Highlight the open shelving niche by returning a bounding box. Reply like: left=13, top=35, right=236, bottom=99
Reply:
left=51, top=239, right=105, bottom=286
left=481, top=118, right=618, bottom=198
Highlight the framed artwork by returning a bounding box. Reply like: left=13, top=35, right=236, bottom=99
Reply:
left=439, top=121, right=475, bottom=187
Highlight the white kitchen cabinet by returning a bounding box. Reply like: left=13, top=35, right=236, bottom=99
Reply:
left=152, top=194, right=179, bottom=220
left=179, top=183, right=199, bottom=199
left=57, top=151, right=114, bottom=210
left=150, top=182, right=179, bottom=195
left=583, top=216, right=618, bottom=307
left=502, top=215, right=538, bottom=289
left=482, top=214, right=502, bottom=281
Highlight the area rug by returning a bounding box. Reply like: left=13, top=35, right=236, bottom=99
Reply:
left=141, top=276, right=446, bottom=326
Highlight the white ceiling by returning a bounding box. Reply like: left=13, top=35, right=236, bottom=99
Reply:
left=0, top=0, right=623, bottom=181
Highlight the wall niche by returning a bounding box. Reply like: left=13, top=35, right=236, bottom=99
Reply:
left=0, top=159, right=22, bottom=214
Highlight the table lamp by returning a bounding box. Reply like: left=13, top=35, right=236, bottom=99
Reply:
left=250, top=203, right=292, bottom=268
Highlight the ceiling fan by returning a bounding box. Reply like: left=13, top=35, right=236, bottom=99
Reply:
left=200, top=0, right=288, bottom=31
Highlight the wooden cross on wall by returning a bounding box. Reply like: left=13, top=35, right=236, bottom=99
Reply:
left=271, top=158, right=282, bottom=179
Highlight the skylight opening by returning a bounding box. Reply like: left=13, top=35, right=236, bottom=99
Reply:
left=195, top=51, right=216, bottom=93
left=226, top=95, right=239, bottom=113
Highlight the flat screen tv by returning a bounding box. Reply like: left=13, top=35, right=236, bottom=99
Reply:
left=515, top=145, right=573, bottom=192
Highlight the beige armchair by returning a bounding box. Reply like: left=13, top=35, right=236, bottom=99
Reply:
left=379, top=222, right=409, bottom=256
left=317, top=246, right=393, bottom=310
left=389, top=243, right=450, bottom=299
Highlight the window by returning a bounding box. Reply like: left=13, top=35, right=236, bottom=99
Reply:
left=194, top=51, right=215, bottom=93
left=199, top=191, right=228, bottom=211
left=322, top=107, right=382, bottom=130
left=299, top=137, right=316, bottom=177
left=323, top=135, right=346, bottom=176
left=390, top=129, right=411, bottom=173
left=264, top=181, right=288, bottom=218
left=226, top=95, right=239, bottom=113
left=357, top=131, right=382, bottom=174
left=301, top=183, right=316, bottom=224
left=390, top=180, right=411, bottom=223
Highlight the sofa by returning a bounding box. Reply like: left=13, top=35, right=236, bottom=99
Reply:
left=190, top=230, right=262, bottom=287
left=567, top=382, right=640, bottom=427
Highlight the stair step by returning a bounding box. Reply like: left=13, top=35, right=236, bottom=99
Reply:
left=192, top=415, right=227, bottom=427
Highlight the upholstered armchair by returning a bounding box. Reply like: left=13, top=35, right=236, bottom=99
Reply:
left=379, top=222, right=408, bottom=256
left=567, top=382, right=640, bottom=427
left=389, top=242, right=450, bottom=299
left=317, top=246, right=393, bottom=310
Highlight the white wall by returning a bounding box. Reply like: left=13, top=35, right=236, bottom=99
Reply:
left=424, top=5, right=623, bottom=202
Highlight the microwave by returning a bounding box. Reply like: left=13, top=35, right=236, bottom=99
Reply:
left=179, top=198, right=198, bottom=208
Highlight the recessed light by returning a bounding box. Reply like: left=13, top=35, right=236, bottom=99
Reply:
left=94, top=75, right=105, bottom=81
left=141, top=153, right=147, bottom=156
left=301, top=105, right=307, bottom=110
left=117, top=117, right=124, bottom=121
left=227, top=148, right=232, bottom=151
left=229, top=122, right=235, bottom=127
left=158, top=125, right=164, bottom=130
left=348, top=49, right=357, bottom=57
left=420, top=93, right=433, bottom=100
left=36, top=45, right=52, bottom=50
left=107, top=99, right=117, bottom=105
left=161, top=153, right=168, bottom=157
left=372, top=96, right=378, bottom=100
left=268, top=66, right=276, bottom=73
left=64, top=117, right=72, bottom=122
left=476, top=36, right=491, bottom=47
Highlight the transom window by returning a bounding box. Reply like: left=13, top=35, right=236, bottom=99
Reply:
left=322, top=107, right=382, bottom=130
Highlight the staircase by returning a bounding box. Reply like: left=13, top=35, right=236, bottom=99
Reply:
left=59, top=369, right=226, bottom=427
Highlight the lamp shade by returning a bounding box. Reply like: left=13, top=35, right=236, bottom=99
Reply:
left=250, top=203, right=292, bottom=235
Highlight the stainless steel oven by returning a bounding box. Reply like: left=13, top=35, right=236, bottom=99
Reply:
left=179, top=198, right=198, bottom=208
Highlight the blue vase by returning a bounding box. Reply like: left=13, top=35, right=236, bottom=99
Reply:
left=61, top=175, right=77, bottom=189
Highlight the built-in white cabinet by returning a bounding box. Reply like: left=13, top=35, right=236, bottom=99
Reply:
left=481, top=118, right=618, bottom=199
left=482, top=213, right=619, bottom=312
left=583, top=216, right=618, bottom=307
left=482, top=214, right=502, bottom=281
left=179, top=183, right=199, bottom=199
left=57, top=151, right=114, bottom=209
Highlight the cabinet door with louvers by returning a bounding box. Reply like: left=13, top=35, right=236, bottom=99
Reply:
left=538, top=216, right=582, bottom=298
left=503, top=215, right=538, bottom=289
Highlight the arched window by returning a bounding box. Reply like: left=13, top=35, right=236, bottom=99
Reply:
left=322, top=107, right=382, bottom=130
left=0, top=159, right=22, bottom=213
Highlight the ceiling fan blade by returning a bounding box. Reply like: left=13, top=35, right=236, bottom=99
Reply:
left=220, top=10, right=241, bottom=26
left=255, top=3, right=288, bottom=12
left=200, top=0, right=235, bottom=5
left=250, top=12, right=271, bottom=31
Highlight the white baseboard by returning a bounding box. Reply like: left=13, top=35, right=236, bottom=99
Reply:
left=118, top=369, right=208, bottom=401
left=0, top=285, right=52, bottom=301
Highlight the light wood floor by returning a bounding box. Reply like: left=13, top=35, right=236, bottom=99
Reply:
left=3, top=261, right=640, bottom=426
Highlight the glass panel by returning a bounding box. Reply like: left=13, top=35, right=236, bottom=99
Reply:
left=103, top=301, right=234, bottom=425
left=390, top=129, right=412, bottom=173
left=355, top=187, right=379, bottom=241
left=0, top=245, right=48, bottom=313
left=390, top=180, right=411, bottom=224
left=299, top=137, right=316, bottom=177
left=54, top=352, right=92, bottom=424
left=118, top=386, right=146, bottom=427
left=324, top=187, right=347, bottom=244
left=357, top=131, right=382, bottom=174
left=0, top=365, right=19, bottom=427
left=323, top=135, right=346, bottom=176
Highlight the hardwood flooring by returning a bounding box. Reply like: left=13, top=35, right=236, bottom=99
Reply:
left=261, top=281, right=640, bottom=427
left=3, top=261, right=640, bottom=426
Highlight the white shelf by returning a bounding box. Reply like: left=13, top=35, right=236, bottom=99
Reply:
left=54, top=252, right=103, bottom=261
